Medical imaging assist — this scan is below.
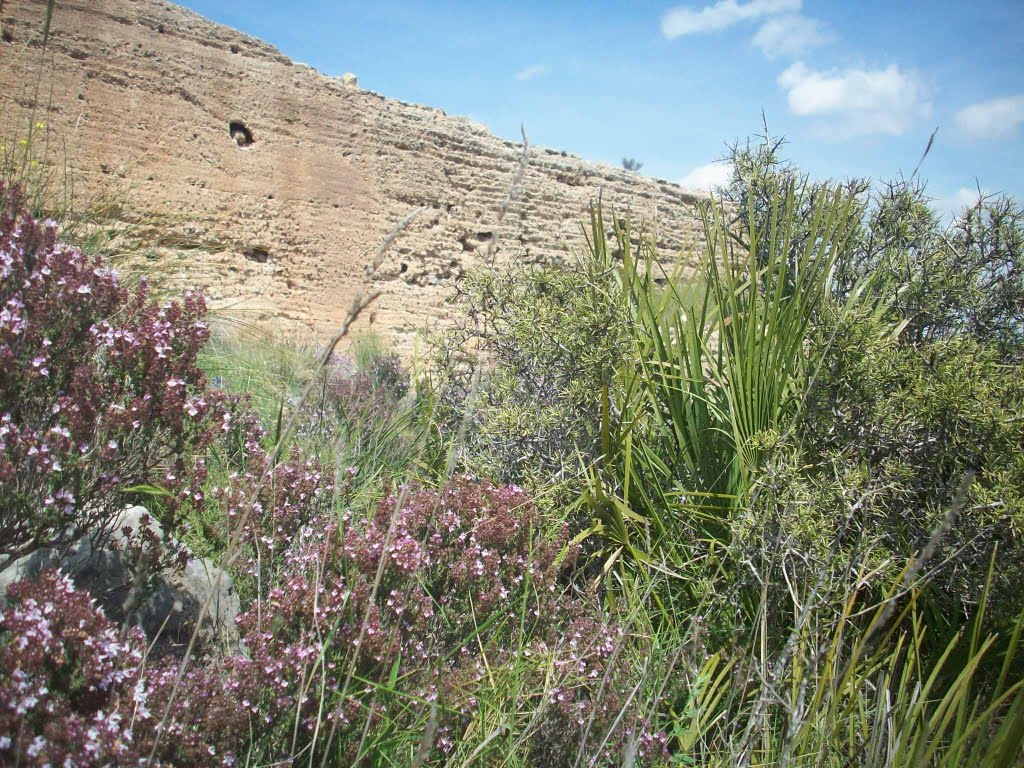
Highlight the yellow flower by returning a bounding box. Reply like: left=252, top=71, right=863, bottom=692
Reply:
left=35, top=121, right=45, bottom=129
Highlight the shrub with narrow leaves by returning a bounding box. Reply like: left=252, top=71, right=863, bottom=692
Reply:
left=429, top=247, right=632, bottom=489
left=0, top=183, right=230, bottom=573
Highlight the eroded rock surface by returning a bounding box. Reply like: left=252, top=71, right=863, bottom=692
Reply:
left=0, top=0, right=707, bottom=354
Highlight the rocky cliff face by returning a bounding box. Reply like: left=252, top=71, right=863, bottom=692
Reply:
left=0, top=0, right=706, bottom=353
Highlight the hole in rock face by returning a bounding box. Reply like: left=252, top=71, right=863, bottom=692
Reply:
left=229, top=43, right=240, bottom=54
left=229, top=121, right=254, bottom=147
left=399, top=262, right=408, bottom=274
left=245, top=246, right=269, bottom=263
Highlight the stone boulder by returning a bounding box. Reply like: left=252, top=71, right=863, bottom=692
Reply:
left=140, top=556, right=241, bottom=653
left=0, top=506, right=240, bottom=655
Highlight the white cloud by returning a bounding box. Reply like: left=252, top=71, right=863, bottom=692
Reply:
left=752, top=14, right=834, bottom=57
left=777, top=61, right=932, bottom=138
left=514, top=64, right=548, bottom=82
left=934, top=186, right=990, bottom=221
left=954, top=94, right=1024, bottom=141
left=680, top=161, right=731, bottom=191
left=661, top=0, right=800, bottom=38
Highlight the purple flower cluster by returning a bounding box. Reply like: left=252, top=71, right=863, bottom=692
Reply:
left=2, top=467, right=666, bottom=765
left=210, top=447, right=334, bottom=584
left=329, top=370, right=394, bottom=432
left=367, top=352, right=410, bottom=401
left=321, top=352, right=408, bottom=434
left=0, top=183, right=229, bottom=572
left=0, top=570, right=246, bottom=766
left=216, top=469, right=664, bottom=763
left=0, top=186, right=666, bottom=765
left=342, top=479, right=564, bottom=650
left=0, top=571, right=146, bottom=764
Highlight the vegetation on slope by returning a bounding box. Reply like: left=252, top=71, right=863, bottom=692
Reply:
left=0, top=117, right=1023, bottom=766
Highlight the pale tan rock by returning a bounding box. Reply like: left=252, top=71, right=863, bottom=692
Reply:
left=340, top=72, right=358, bottom=88
left=0, top=0, right=708, bottom=357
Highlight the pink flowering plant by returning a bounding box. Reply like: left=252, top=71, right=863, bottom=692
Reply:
left=366, top=352, right=410, bottom=401
left=10, top=452, right=648, bottom=765
left=0, top=569, right=251, bottom=766
left=0, top=182, right=668, bottom=765
left=301, top=349, right=410, bottom=438
left=0, top=183, right=230, bottom=573
left=329, top=368, right=398, bottom=434
left=216, top=468, right=666, bottom=763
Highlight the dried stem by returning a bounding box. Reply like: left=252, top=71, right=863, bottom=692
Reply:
left=146, top=207, right=424, bottom=764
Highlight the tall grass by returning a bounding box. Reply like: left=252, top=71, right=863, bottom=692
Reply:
left=572, top=179, right=1024, bottom=765
left=584, top=179, right=860, bottom=555
left=660, top=568, right=1024, bottom=766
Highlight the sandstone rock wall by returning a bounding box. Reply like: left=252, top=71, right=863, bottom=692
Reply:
left=0, top=0, right=707, bottom=354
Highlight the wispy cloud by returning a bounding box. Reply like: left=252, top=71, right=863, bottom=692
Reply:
left=661, top=1, right=832, bottom=60
left=752, top=14, right=835, bottom=57
left=660, top=0, right=799, bottom=38
left=933, top=185, right=991, bottom=221
left=514, top=64, right=549, bottom=82
left=680, top=160, right=731, bottom=191
left=777, top=61, right=932, bottom=139
left=954, top=94, right=1024, bottom=141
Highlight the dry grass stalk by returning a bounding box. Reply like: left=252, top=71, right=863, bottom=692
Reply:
left=147, top=207, right=425, bottom=764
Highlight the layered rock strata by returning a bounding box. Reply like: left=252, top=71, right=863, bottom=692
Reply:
left=0, top=0, right=707, bottom=353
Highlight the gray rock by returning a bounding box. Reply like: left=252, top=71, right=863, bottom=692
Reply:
left=0, top=506, right=239, bottom=655
left=110, top=504, right=165, bottom=549
left=0, top=535, right=94, bottom=599
left=140, top=557, right=241, bottom=653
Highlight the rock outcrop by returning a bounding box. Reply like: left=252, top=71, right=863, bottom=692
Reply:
left=0, top=0, right=707, bottom=354
left=0, top=506, right=241, bottom=655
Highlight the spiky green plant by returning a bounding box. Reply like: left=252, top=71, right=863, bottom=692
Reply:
left=580, top=177, right=862, bottom=574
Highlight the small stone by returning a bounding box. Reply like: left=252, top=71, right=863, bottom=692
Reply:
left=140, top=557, right=241, bottom=652
left=341, top=72, right=358, bottom=88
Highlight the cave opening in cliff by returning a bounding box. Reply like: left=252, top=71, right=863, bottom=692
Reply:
left=229, top=121, right=254, bottom=147
left=245, top=246, right=269, bottom=263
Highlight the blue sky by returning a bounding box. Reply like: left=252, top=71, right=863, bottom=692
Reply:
left=179, top=0, right=1024, bottom=215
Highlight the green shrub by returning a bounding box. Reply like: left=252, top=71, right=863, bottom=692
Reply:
left=716, top=138, right=1024, bottom=637
left=429, top=219, right=633, bottom=490
left=793, top=306, right=1024, bottom=630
